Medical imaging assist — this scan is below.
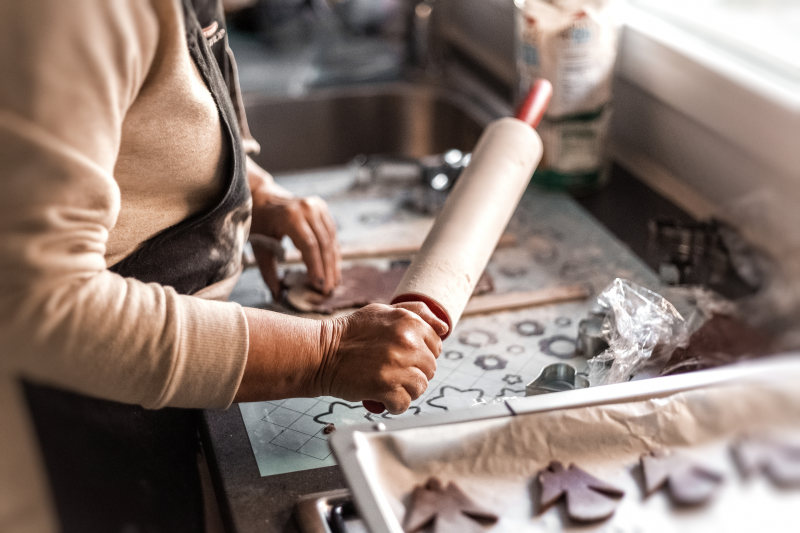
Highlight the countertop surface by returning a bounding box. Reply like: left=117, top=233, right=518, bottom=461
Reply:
left=201, top=162, right=695, bottom=533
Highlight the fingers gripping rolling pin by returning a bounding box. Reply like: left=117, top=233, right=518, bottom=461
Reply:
left=363, top=80, right=553, bottom=414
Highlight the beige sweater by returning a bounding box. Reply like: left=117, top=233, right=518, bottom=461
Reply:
left=0, top=1, right=251, bottom=530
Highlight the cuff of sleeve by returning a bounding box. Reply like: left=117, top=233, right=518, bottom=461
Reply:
left=146, top=296, right=249, bottom=410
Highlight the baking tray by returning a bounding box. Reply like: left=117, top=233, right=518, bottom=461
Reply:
left=329, top=354, right=800, bottom=533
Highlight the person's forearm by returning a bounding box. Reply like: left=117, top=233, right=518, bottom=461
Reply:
left=235, top=303, right=445, bottom=414
left=234, top=308, right=339, bottom=402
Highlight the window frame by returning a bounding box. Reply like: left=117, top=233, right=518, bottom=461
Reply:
left=615, top=4, right=798, bottom=184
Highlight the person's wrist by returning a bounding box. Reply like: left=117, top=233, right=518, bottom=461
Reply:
left=237, top=310, right=339, bottom=402
left=250, top=176, right=293, bottom=205
left=314, top=316, right=345, bottom=397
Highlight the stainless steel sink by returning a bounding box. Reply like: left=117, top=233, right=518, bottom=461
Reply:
left=244, top=82, right=497, bottom=173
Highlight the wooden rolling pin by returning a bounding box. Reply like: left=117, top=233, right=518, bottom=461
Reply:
left=364, top=79, right=553, bottom=414
left=391, top=79, right=552, bottom=332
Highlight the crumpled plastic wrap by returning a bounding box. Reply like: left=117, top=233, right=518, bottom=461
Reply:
left=586, top=279, right=772, bottom=385
left=588, top=278, right=688, bottom=385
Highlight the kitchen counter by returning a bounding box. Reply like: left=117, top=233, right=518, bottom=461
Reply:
left=201, top=162, right=696, bottom=533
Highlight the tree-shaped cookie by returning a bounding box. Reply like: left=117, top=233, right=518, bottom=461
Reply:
left=734, top=437, right=800, bottom=488
left=403, top=477, right=499, bottom=533
left=537, top=461, right=624, bottom=522
left=641, top=450, right=723, bottom=505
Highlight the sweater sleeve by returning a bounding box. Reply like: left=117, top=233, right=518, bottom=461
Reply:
left=0, top=0, right=249, bottom=410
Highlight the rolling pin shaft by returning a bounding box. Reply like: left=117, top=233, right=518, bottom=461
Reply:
left=363, top=80, right=552, bottom=415
left=391, top=118, right=544, bottom=333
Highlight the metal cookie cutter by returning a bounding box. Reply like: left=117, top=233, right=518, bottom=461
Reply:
left=575, top=302, right=610, bottom=358
left=351, top=149, right=471, bottom=191
left=526, top=363, right=589, bottom=396
left=577, top=316, right=608, bottom=358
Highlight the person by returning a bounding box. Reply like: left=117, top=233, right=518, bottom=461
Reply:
left=0, top=1, right=446, bottom=531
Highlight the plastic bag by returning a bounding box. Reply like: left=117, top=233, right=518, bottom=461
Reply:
left=587, top=278, right=688, bottom=385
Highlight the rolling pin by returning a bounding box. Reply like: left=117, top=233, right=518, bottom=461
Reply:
left=363, top=79, right=553, bottom=414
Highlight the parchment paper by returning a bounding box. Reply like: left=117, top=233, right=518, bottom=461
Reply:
left=358, top=362, right=800, bottom=532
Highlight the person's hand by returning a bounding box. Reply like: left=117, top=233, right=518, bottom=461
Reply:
left=247, top=157, right=341, bottom=298
left=317, top=302, right=449, bottom=414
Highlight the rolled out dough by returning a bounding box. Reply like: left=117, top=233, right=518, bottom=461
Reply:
left=284, top=264, right=494, bottom=314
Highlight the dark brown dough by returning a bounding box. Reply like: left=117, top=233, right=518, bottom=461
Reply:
left=403, top=477, right=498, bottom=533
left=734, top=437, right=800, bottom=488
left=641, top=450, right=723, bottom=505
left=660, top=314, right=771, bottom=375
left=538, top=461, right=624, bottom=523
left=285, top=264, right=494, bottom=314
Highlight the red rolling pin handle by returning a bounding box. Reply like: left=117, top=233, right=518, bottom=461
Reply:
left=362, top=400, right=390, bottom=414
left=362, top=80, right=552, bottom=415
left=363, top=296, right=451, bottom=414
left=391, top=293, right=452, bottom=336
left=515, top=78, right=552, bottom=127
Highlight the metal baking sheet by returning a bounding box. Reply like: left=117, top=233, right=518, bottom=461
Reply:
left=329, top=356, right=800, bottom=533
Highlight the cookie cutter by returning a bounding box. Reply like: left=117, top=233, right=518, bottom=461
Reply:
left=525, top=363, right=589, bottom=396
left=577, top=316, right=608, bottom=358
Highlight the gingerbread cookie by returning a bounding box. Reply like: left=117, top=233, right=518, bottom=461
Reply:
left=734, top=437, right=800, bottom=488
left=538, top=461, right=624, bottom=522
left=641, top=450, right=723, bottom=505
left=403, top=477, right=498, bottom=533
